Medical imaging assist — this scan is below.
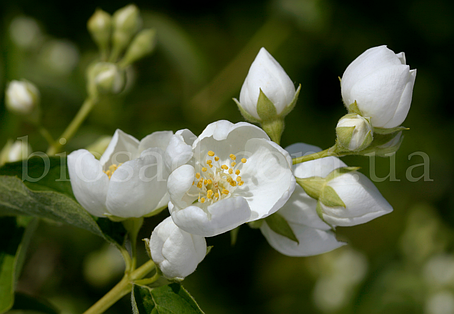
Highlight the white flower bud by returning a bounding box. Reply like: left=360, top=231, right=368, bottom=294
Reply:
left=119, top=29, right=157, bottom=67
left=87, top=9, right=112, bottom=50
left=112, top=4, right=141, bottom=56
left=1, top=139, right=32, bottom=165
left=150, top=217, right=206, bottom=280
left=5, top=80, right=40, bottom=122
left=236, top=47, right=297, bottom=121
left=87, top=62, right=126, bottom=95
left=336, top=113, right=373, bottom=151
left=341, top=45, right=416, bottom=128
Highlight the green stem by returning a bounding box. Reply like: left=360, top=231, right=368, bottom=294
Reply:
left=292, top=145, right=347, bottom=165
left=38, top=125, right=56, bottom=148
left=83, top=260, right=156, bottom=314
left=122, top=217, right=144, bottom=272
left=47, top=97, right=98, bottom=155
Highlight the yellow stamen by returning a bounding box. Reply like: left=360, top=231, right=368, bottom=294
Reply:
left=239, top=181, right=244, bottom=186
left=196, top=172, right=201, bottom=179
left=202, top=167, right=207, bottom=172
left=231, top=162, right=236, bottom=167
left=206, top=179, right=212, bottom=185
left=235, top=169, right=240, bottom=175
left=197, top=181, right=203, bottom=188
left=241, top=158, right=247, bottom=163
left=221, top=165, right=228, bottom=170
left=229, top=154, right=236, bottom=160
left=200, top=197, right=206, bottom=203
left=236, top=176, right=242, bottom=182
left=206, top=160, right=212, bottom=165
left=228, top=168, right=233, bottom=174
left=214, top=192, right=220, bottom=199
left=207, top=190, right=213, bottom=199
left=208, top=151, right=215, bottom=157
left=222, top=189, right=229, bottom=195
left=230, top=181, right=237, bottom=187
left=215, top=156, right=219, bottom=161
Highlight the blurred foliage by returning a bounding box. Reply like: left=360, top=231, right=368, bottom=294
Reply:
left=1, top=0, right=453, bottom=313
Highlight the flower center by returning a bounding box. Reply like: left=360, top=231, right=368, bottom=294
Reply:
left=103, top=163, right=122, bottom=180
left=191, top=150, right=247, bottom=205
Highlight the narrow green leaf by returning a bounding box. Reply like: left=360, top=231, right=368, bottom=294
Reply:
left=265, top=212, right=299, bottom=244
left=131, top=283, right=205, bottom=314
left=10, top=292, right=59, bottom=314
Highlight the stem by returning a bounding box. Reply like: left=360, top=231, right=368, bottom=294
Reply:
left=122, top=217, right=144, bottom=271
left=47, top=97, right=98, bottom=155
left=83, top=260, right=156, bottom=314
left=38, top=126, right=56, bottom=148
left=292, top=145, right=342, bottom=165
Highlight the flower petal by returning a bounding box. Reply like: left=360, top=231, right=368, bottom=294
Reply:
left=100, top=129, right=139, bottom=168
left=261, top=221, right=345, bottom=257
left=165, top=134, right=194, bottom=172
left=167, top=164, right=196, bottom=209
left=171, top=196, right=251, bottom=237
left=106, top=148, right=169, bottom=218
left=67, top=149, right=109, bottom=217
left=138, top=130, right=173, bottom=153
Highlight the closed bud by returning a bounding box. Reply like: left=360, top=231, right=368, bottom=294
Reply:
left=336, top=113, right=373, bottom=152
left=1, top=139, right=32, bottom=165
left=5, top=79, right=40, bottom=123
left=87, top=62, right=126, bottom=95
left=112, top=4, right=141, bottom=57
left=119, top=29, right=157, bottom=67
left=87, top=9, right=112, bottom=50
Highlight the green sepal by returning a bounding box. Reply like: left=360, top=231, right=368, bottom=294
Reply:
left=103, top=213, right=127, bottom=222
left=325, top=166, right=361, bottom=182
left=260, top=118, right=285, bottom=144
left=357, top=131, right=403, bottom=157
left=280, top=84, right=301, bottom=117
left=233, top=98, right=261, bottom=123
left=143, top=238, right=152, bottom=259
left=256, top=89, right=278, bottom=121
left=296, top=176, right=325, bottom=200
left=320, top=186, right=346, bottom=208
left=315, top=201, right=333, bottom=229
left=265, top=212, right=299, bottom=244
left=230, top=226, right=240, bottom=246
left=206, top=245, right=213, bottom=255
left=373, top=125, right=409, bottom=135
left=347, top=101, right=362, bottom=115
left=336, top=126, right=355, bottom=149
left=248, top=219, right=264, bottom=229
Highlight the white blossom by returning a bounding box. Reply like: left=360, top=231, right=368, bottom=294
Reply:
left=5, top=80, right=40, bottom=115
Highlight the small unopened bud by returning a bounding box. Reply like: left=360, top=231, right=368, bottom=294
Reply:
left=0, top=139, right=32, bottom=165
left=87, top=9, right=112, bottom=51
left=336, top=113, right=373, bottom=152
left=119, top=29, right=157, bottom=67
left=112, top=4, right=141, bottom=58
left=5, top=80, right=40, bottom=123
left=87, top=62, right=126, bottom=95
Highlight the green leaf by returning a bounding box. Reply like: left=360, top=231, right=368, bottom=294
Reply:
left=9, top=292, right=59, bottom=314
left=0, top=217, right=37, bottom=313
left=131, top=283, right=205, bottom=314
left=265, top=212, right=299, bottom=244
left=0, top=176, right=126, bottom=247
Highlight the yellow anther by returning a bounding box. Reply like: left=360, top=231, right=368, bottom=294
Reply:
left=221, top=165, right=228, bottom=170
left=227, top=177, right=232, bottom=183
left=200, top=197, right=206, bottom=203
left=231, top=162, right=236, bottom=167
left=195, top=172, right=201, bottom=179
left=206, top=179, right=212, bottom=185
left=207, top=190, right=213, bottom=199
left=206, top=160, right=212, bottom=165
left=222, top=189, right=229, bottom=195
left=235, top=169, right=240, bottom=175
left=214, top=192, right=220, bottom=199
left=229, top=154, right=237, bottom=160
left=197, top=181, right=203, bottom=188
left=241, top=158, right=247, bottom=163
left=215, top=156, right=219, bottom=161
left=228, top=168, right=233, bottom=175
left=192, top=181, right=195, bottom=185
left=202, top=167, right=207, bottom=172
left=208, top=151, right=215, bottom=157
left=204, top=179, right=209, bottom=185
left=230, top=181, right=237, bottom=187
left=239, top=181, right=244, bottom=186
left=236, top=176, right=242, bottom=182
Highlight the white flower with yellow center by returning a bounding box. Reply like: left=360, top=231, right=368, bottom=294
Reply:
left=165, top=120, right=296, bottom=237
left=68, top=129, right=172, bottom=218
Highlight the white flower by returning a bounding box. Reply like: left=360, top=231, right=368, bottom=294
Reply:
left=336, top=113, right=373, bottom=151
left=5, top=80, right=40, bottom=115
left=166, top=120, right=295, bottom=237
left=0, top=139, right=32, bottom=165
left=288, top=143, right=392, bottom=227
left=150, top=217, right=206, bottom=280
left=341, top=45, right=417, bottom=128
left=237, top=47, right=296, bottom=121
left=68, top=129, right=173, bottom=218
left=261, top=143, right=345, bottom=256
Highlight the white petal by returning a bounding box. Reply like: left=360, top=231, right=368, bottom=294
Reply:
left=171, top=196, right=251, bottom=237
left=100, top=129, right=139, bottom=167
left=138, top=131, right=173, bottom=153
left=238, top=138, right=295, bottom=220
left=106, top=148, right=169, bottom=218
left=67, top=149, right=109, bottom=217
left=261, top=221, right=345, bottom=257
left=167, top=164, right=195, bottom=209
left=322, top=172, right=393, bottom=226
left=164, top=134, right=193, bottom=172
left=150, top=217, right=206, bottom=280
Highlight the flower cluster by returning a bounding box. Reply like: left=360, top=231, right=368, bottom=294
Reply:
left=67, top=45, right=416, bottom=281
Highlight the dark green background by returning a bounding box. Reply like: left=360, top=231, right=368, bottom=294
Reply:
left=1, top=0, right=453, bottom=313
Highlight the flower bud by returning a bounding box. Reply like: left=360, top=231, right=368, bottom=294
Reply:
left=149, top=217, right=206, bottom=280
left=336, top=113, right=373, bottom=152
left=5, top=80, right=40, bottom=122
left=236, top=47, right=298, bottom=122
left=112, top=4, right=141, bottom=56
left=341, top=45, right=416, bottom=129
left=119, top=29, right=157, bottom=67
left=0, top=139, right=32, bottom=165
left=87, top=9, right=112, bottom=51
left=87, top=62, right=126, bottom=95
